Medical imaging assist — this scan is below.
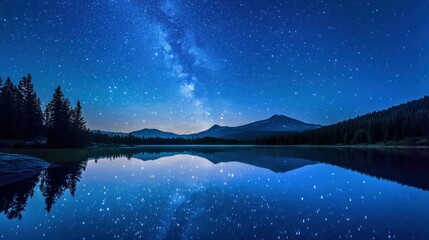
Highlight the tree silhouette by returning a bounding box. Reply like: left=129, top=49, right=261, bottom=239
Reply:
left=0, top=74, right=89, bottom=147
left=45, top=86, right=73, bottom=146
left=0, top=77, right=23, bottom=138
left=71, top=101, right=88, bottom=146
left=0, top=77, right=3, bottom=136
left=18, top=74, right=44, bottom=138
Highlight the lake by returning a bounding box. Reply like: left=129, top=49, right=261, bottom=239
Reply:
left=1, top=146, right=429, bottom=239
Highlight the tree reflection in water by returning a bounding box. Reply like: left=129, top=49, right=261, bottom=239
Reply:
left=39, top=162, right=87, bottom=212
left=0, top=162, right=87, bottom=219
left=1, top=146, right=429, bottom=220
left=0, top=175, right=38, bottom=220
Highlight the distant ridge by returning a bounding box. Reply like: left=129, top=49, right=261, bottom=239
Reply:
left=187, top=114, right=320, bottom=140
left=131, top=128, right=182, bottom=139
left=92, top=115, right=320, bottom=140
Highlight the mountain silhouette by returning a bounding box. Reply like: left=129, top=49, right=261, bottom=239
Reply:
left=123, top=115, right=320, bottom=140
left=187, top=114, right=320, bottom=139
left=132, top=128, right=181, bottom=138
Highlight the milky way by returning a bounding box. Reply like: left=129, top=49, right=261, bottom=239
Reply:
left=0, top=0, right=428, bottom=133
left=140, top=0, right=215, bottom=129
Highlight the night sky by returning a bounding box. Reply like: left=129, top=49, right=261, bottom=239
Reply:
left=0, top=1, right=428, bottom=133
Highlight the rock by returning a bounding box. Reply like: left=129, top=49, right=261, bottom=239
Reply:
left=0, top=153, right=51, bottom=187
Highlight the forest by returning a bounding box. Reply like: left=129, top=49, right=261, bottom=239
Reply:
left=0, top=74, right=87, bottom=147
left=256, top=96, right=429, bottom=146
left=0, top=74, right=239, bottom=147
left=89, top=131, right=241, bottom=145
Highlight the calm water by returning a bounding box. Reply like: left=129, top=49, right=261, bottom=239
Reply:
left=1, top=146, right=429, bottom=239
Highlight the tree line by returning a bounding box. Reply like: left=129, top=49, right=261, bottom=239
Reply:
left=0, top=74, right=240, bottom=147
left=89, top=131, right=242, bottom=145
left=0, top=74, right=88, bottom=147
left=256, top=96, right=429, bottom=145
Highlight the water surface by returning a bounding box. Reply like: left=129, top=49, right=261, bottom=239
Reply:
left=1, top=146, right=429, bottom=239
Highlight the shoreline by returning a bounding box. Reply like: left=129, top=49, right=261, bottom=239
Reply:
left=2, top=143, right=429, bottom=152
left=282, top=144, right=429, bottom=149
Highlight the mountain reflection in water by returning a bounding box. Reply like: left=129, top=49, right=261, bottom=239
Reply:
left=1, top=146, right=429, bottom=221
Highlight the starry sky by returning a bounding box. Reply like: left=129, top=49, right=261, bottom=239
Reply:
left=0, top=0, right=428, bottom=133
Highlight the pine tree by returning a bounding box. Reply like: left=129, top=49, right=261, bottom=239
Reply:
left=45, top=86, right=72, bottom=146
left=0, top=78, right=23, bottom=138
left=18, top=74, right=44, bottom=138
left=71, top=101, right=88, bottom=146
left=0, top=77, right=3, bottom=133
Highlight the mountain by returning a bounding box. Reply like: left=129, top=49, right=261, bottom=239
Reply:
left=187, top=114, right=320, bottom=140
left=131, top=128, right=181, bottom=139
left=131, top=147, right=317, bottom=173
left=91, top=129, right=181, bottom=139
left=91, top=115, right=320, bottom=140
left=256, top=96, right=429, bottom=145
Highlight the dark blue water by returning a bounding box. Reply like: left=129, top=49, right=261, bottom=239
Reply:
left=1, top=147, right=429, bottom=239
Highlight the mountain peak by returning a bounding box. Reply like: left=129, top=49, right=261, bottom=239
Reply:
left=269, top=114, right=286, bottom=119
left=131, top=128, right=180, bottom=138
left=210, top=124, right=222, bottom=129
left=267, top=114, right=296, bottom=122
